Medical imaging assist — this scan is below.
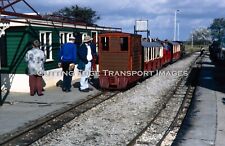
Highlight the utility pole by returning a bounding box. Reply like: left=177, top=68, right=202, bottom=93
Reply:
left=177, top=22, right=180, bottom=41
left=174, top=10, right=179, bottom=41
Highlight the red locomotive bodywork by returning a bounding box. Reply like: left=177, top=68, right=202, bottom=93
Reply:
left=98, top=32, right=142, bottom=89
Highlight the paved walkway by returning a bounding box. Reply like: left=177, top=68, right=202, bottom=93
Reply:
left=173, top=53, right=225, bottom=146
left=0, top=79, right=100, bottom=136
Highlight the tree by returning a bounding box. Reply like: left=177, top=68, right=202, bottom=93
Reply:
left=53, top=5, right=100, bottom=24
left=208, top=18, right=225, bottom=40
left=188, top=27, right=211, bottom=45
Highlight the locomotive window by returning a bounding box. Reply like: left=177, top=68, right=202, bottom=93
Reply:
left=101, top=37, right=109, bottom=51
left=120, top=37, right=128, bottom=51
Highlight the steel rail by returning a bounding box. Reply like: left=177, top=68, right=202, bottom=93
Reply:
left=0, top=91, right=120, bottom=146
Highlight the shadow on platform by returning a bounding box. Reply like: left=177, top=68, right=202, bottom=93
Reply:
left=173, top=54, right=225, bottom=145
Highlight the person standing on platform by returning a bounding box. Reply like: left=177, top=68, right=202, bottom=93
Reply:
left=58, top=36, right=77, bottom=92
left=77, top=35, right=96, bottom=92
left=200, top=46, right=205, bottom=56
left=25, top=40, right=46, bottom=96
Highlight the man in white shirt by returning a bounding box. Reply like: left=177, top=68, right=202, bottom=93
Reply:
left=77, top=35, right=97, bottom=92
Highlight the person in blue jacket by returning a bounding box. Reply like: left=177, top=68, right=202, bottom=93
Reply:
left=58, top=36, right=77, bottom=92
left=77, top=35, right=96, bottom=92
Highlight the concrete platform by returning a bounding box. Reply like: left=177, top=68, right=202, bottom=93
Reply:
left=173, top=53, right=225, bottom=146
left=0, top=79, right=100, bottom=136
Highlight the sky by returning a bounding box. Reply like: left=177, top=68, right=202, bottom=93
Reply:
left=11, top=0, right=225, bottom=41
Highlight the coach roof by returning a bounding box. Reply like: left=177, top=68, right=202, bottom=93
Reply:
left=142, top=41, right=163, bottom=48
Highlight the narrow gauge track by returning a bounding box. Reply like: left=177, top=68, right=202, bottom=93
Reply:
left=0, top=91, right=120, bottom=146
left=0, top=53, right=195, bottom=146
left=127, top=54, right=202, bottom=146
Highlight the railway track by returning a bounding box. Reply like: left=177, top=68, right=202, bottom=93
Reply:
left=127, top=54, right=202, bottom=146
left=0, top=53, right=199, bottom=146
left=0, top=91, right=120, bottom=146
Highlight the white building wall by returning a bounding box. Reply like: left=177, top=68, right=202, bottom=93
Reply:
left=1, top=67, right=83, bottom=93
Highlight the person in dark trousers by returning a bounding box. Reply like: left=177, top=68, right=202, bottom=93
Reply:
left=77, top=35, right=97, bottom=92
left=58, top=36, right=77, bottom=92
left=25, top=40, right=46, bottom=96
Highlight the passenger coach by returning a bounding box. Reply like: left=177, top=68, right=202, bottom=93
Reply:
left=142, top=41, right=164, bottom=71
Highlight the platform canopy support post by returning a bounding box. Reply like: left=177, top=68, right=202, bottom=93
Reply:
left=0, top=11, right=2, bottom=105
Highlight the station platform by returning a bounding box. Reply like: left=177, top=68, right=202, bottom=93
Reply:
left=0, top=79, right=100, bottom=137
left=173, top=53, right=225, bottom=146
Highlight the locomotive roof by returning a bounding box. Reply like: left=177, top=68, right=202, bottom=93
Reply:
left=99, top=32, right=141, bottom=37
left=142, top=41, right=163, bottom=48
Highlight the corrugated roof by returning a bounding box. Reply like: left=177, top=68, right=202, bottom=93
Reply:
left=169, top=41, right=180, bottom=45
left=142, top=41, right=163, bottom=48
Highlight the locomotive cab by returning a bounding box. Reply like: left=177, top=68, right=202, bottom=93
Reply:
left=98, top=32, right=142, bottom=89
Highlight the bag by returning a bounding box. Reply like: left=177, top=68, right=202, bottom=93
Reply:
left=56, top=80, right=63, bottom=87
left=69, top=63, right=75, bottom=71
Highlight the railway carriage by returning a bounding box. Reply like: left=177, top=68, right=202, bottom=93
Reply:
left=98, top=32, right=142, bottom=89
left=168, top=41, right=181, bottom=61
left=142, top=41, right=164, bottom=71
left=162, top=41, right=172, bottom=64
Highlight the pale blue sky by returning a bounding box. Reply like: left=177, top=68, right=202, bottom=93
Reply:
left=11, top=0, right=225, bottom=40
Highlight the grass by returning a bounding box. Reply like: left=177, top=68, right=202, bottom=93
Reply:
left=185, top=45, right=208, bottom=53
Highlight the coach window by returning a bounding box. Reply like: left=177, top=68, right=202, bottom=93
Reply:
left=160, top=47, right=163, bottom=57
left=101, top=37, right=109, bottom=51
left=157, top=47, right=159, bottom=58
left=39, top=31, right=53, bottom=62
left=148, top=47, right=151, bottom=60
left=120, top=37, right=128, bottom=51
left=144, top=47, right=148, bottom=62
left=156, top=47, right=158, bottom=58
left=152, top=48, right=154, bottom=60
left=150, top=47, right=152, bottom=60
